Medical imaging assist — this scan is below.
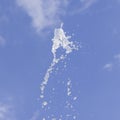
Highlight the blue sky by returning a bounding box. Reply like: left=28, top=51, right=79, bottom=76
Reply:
left=0, top=0, right=120, bottom=120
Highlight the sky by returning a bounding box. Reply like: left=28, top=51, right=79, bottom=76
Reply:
left=0, top=0, right=120, bottom=120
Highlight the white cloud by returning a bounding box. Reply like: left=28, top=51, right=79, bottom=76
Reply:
left=16, top=0, right=97, bottom=32
left=81, top=0, right=96, bottom=9
left=114, top=54, right=120, bottom=62
left=16, top=0, right=68, bottom=32
left=0, top=36, right=6, bottom=47
left=104, top=53, right=120, bottom=71
left=71, top=0, right=97, bottom=14
left=0, top=103, right=15, bottom=120
left=103, top=63, right=113, bottom=71
left=30, top=111, right=39, bottom=120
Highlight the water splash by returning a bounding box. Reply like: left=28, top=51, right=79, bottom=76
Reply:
left=41, top=78, right=79, bottom=119
left=67, top=79, right=72, bottom=96
left=40, top=24, right=78, bottom=99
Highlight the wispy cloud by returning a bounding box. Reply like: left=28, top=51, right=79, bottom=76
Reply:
left=0, top=103, right=15, bottom=120
left=114, top=54, right=120, bottom=62
left=16, top=0, right=97, bottom=32
left=71, top=0, right=97, bottom=14
left=0, top=36, right=6, bottom=47
left=80, top=0, right=97, bottom=10
left=16, top=0, right=98, bottom=32
left=16, top=0, right=68, bottom=32
left=103, top=53, right=120, bottom=71
left=30, top=111, right=39, bottom=120
left=103, top=63, right=113, bottom=71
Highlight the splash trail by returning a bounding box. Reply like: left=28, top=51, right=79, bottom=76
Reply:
left=40, top=24, right=78, bottom=99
